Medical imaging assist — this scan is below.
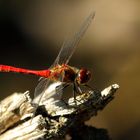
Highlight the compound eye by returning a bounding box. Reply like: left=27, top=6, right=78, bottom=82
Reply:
left=77, top=68, right=91, bottom=84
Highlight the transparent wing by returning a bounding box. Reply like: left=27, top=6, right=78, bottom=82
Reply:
left=33, top=11, right=95, bottom=106
left=52, top=11, right=95, bottom=66
left=33, top=78, right=51, bottom=105
left=33, top=78, right=64, bottom=105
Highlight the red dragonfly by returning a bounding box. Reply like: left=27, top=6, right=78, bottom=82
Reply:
left=0, top=12, right=95, bottom=103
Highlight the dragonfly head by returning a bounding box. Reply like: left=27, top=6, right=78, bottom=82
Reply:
left=76, top=68, right=91, bottom=84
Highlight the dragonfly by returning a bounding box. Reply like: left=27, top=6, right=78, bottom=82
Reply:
left=0, top=12, right=95, bottom=104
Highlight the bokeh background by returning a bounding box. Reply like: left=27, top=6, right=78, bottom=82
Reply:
left=0, top=1, right=140, bottom=139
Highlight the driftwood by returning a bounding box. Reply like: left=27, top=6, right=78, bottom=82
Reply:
left=0, top=83, right=119, bottom=140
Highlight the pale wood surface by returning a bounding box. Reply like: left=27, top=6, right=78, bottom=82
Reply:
left=0, top=84, right=119, bottom=140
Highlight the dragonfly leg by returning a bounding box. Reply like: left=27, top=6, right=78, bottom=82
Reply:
left=56, top=83, right=69, bottom=93
left=73, top=83, right=85, bottom=106
left=73, top=83, right=94, bottom=107
left=75, top=82, right=83, bottom=94
left=73, top=83, right=78, bottom=105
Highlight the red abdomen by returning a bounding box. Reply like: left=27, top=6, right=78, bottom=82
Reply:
left=0, top=65, right=51, bottom=78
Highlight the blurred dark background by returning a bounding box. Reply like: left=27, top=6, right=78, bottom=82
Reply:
left=0, top=1, right=140, bottom=140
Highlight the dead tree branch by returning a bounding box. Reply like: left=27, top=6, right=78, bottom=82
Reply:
left=0, top=84, right=119, bottom=140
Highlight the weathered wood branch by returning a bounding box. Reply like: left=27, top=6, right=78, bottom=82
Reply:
left=0, top=84, right=119, bottom=140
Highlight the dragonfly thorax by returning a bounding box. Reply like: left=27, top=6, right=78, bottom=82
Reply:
left=50, top=65, right=91, bottom=84
left=62, top=66, right=76, bottom=83
left=63, top=66, right=91, bottom=85
left=50, top=65, right=76, bottom=83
